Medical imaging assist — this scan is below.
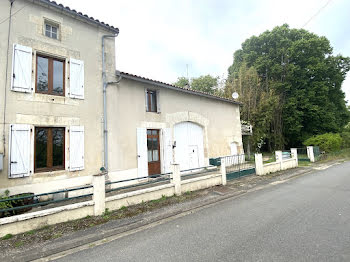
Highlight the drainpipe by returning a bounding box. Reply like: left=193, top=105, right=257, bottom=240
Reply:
left=102, top=33, right=121, bottom=173
left=2, top=0, right=15, bottom=156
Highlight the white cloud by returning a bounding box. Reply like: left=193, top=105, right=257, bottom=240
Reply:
left=55, top=0, right=350, bottom=101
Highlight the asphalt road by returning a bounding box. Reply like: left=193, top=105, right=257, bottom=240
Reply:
left=54, top=161, right=350, bottom=262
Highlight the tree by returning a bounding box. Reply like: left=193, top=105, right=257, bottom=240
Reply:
left=173, top=75, right=220, bottom=95
left=226, top=24, right=350, bottom=150
left=173, top=77, right=189, bottom=88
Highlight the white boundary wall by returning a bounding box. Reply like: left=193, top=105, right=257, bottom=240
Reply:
left=255, top=148, right=298, bottom=176
left=0, top=167, right=224, bottom=237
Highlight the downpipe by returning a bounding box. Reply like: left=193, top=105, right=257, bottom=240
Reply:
left=102, top=34, right=121, bottom=173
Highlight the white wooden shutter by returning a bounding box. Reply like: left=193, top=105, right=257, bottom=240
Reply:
left=162, top=128, right=172, bottom=173
left=11, top=44, right=32, bottom=93
left=137, top=127, right=148, bottom=178
left=9, top=124, right=31, bottom=178
left=69, top=126, right=84, bottom=171
left=156, top=90, right=161, bottom=113
left=69, top=58, right=84, bottom=99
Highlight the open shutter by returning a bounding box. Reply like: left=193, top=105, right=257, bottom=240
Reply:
left=69, top=58, right=84, bottom=99
left=69, top=126, right=84, bottom=171
left=9, top=124, right=31, bottom=178
left=137, top=127, right=148, bottom=178
left=156, top=90, right=161, bottom=113
left=11, top=44, right=32, bottom=93
left=162, top=128, right=172, bottom=173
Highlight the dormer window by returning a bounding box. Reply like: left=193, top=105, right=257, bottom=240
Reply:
left=45, top=21, right=59, bottom=39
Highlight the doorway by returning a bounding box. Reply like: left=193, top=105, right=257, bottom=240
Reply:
left=147, top=129, right=161, bottom=175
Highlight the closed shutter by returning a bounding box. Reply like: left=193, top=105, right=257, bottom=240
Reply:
left=162, top=128, right=172, bottom=173
left=11, top=44, right=32, bottom=93
left=9, top=124, right=32, bottom=178
left=156, top=90, right=161, bottom=113
left=69, top=126, right=84, bottom=171
left=137, top=127, right=148, bottom=178
left=69, top=58, right=84, bottom=99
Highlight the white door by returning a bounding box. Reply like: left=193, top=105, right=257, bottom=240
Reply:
left=174, top=122, right=204, bottom=171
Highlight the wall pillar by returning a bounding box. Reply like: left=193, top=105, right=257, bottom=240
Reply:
left=255, top=153, right=264, bottom=175
left=220, top=159, right=227, bottom=186
left=93, top=173, right=106, bottom=216
left=291, top=148, right=298, bottom=167
left=275, top=150, right=283, bottom=170
left=307, top=146, right=315, bottom=162
left=171, top=164, right=181, bottom=196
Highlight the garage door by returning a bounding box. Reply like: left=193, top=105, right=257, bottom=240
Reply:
left=174, top=122, right=204, bottom=171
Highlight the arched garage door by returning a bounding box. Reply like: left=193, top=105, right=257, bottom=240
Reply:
left=174, top=122, right=204, bottom=170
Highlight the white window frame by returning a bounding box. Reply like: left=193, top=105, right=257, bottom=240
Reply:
left=44, top=19, right=60, bottom=40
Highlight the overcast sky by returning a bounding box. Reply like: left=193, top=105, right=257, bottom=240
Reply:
left=55, top=0, right=350, bottom=103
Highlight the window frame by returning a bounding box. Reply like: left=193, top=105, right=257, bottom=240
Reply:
left=34, top=127, right=65, bottom=173
left=35, top=54, right=65, bottom=96
left=146, top=89, right=157, bottom=113
left=44, top=21, right=59, bottom=40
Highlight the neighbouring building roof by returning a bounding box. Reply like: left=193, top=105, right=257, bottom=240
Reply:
left=117, top=71, right=242, bottom=106
left=30, top=0, right=119, bottom=34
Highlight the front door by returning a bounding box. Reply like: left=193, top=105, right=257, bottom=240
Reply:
left=147, top=129, right=161, bottom=175
left=188, top=145, right=199, bottom=169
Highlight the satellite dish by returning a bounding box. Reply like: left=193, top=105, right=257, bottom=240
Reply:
left=232, top=92, right=239, bottom=99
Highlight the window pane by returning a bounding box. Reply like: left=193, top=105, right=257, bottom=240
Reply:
left=52, top=128, right=64, bottom=167
left=152, top=130, right=157, bottom=135
left=46, top=24, right=51, bottom=31
left=147, top=138, right=152, bottom=150
left=147, top=130, right=151, bottom=135
left=146, top=92, right=150, bottom=111
left=35, top=128, right=48, bottom=169
left=52, top=32, right=57, bottom=39
left=151, top=92, right=157, bottom=112
left=152, top=138, right=158, bottom=150
left=153, top=150, right=159, bottom=161
left=52, top=26, right=57, bottom=33
left=37, top=56, right=48, bottom=92
left=53, top=60, right=63, bottom=94
left=45, top=30, right=51, bottom=37
left=148, top=150, right=152, bottom=162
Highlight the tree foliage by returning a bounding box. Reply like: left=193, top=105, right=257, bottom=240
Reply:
left=226, top=24, right=350, bottom=150
left=174, top=75, right=221, bottom=95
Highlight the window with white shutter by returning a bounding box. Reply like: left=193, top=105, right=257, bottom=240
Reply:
left=11, top=44, right=32, bottom=93
left=69, top=126, right=84, bottom=171
left=9, top=124, right=32, bottom=178
left=69, top=58, right=84, bottom=99
left=137, top=127, right=148, bottom=178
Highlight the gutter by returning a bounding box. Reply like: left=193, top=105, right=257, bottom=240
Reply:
left=118, top=72, right=242, bottom=106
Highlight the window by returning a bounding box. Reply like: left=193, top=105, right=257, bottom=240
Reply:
left=36, top=55, right=65, bottom=96
left=35, top=127, right=65, bottom=172
left=45, top=23, right=59, bottom=39
left=146, top=90, right=157, bottom=112
left=147, top=129, right=159, bottom=162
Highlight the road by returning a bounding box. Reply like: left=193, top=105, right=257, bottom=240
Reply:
left=54, top=161, right=350, bottom=262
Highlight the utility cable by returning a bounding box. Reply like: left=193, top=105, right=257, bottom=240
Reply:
left=302, top=0, right=333, bottom=28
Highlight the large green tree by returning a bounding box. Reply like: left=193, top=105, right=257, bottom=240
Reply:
left=227, top=24, right=350, bottom=150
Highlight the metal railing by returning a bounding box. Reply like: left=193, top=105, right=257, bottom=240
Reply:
left=0, top=185, right=93, bottom=216
left=282, top=150, right=292, bottom=160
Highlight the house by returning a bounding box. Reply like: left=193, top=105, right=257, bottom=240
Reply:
left=0, top=0, right=243, bottom=196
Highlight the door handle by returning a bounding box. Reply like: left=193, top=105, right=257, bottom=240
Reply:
left=11, top=161, right=17, bottom=164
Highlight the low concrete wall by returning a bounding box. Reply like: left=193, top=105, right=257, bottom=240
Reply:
left=255, top=150, right=298, bottom=176
left=0, top=171, right=223, bottom=237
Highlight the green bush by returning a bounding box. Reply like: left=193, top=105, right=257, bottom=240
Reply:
left=340, top=132, right=350, bottom=149
left=303, top=133, right=343, bottom=152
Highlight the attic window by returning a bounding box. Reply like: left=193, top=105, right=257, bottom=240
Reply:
left=45, top=21, right=59, bottom=39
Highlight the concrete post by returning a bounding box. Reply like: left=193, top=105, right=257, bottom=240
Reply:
left=171, top=164, right=181, bottom=196
left=220, top=158, right=227, bottom=186
left=93, top=174, right=106, bottom=216
left=291, top=148, right=298, bottom=167
left=255, top=153, right=264, bottom=175
left=275, top=151, right=283, bottom=170
left=307, top=146, right=315, bottom=162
